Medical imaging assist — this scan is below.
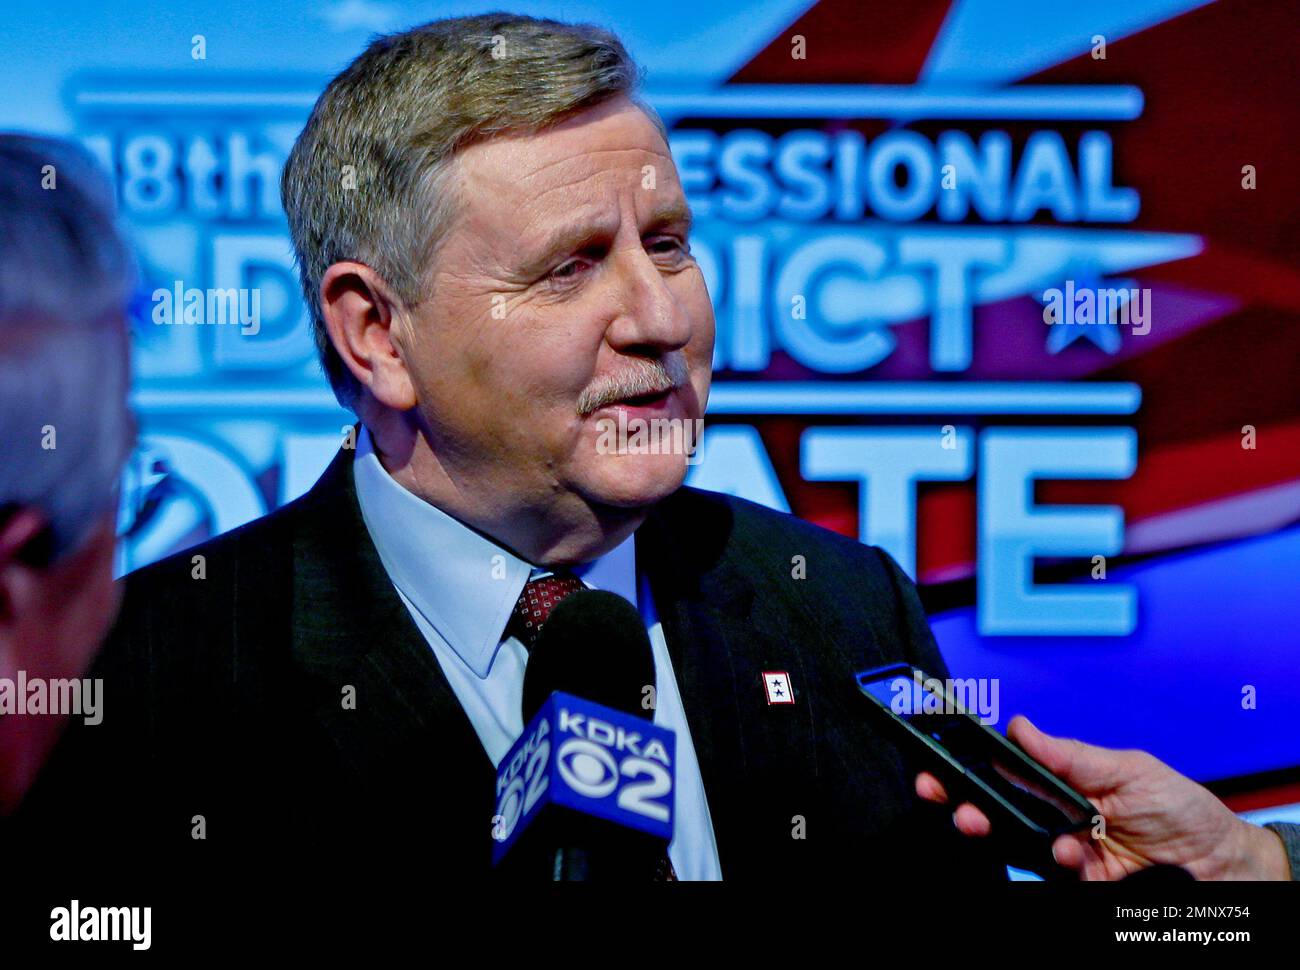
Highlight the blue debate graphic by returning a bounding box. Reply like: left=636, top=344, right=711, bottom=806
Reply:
left=86, top=76, right=1160, bottom=630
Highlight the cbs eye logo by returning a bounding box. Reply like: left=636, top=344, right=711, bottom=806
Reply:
left=557, top=738, right=619, bottom=798
left=556, top=737, right=672, bottom=823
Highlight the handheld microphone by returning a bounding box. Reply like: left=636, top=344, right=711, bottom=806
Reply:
left=521, top=589, right=657, bottom=724
left=493, top=590, right=676, bottom=880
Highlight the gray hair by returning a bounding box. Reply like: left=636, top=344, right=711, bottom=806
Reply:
left=0, top=133, right=135, bottom=560
left=280, top=12, right=666, bottom=409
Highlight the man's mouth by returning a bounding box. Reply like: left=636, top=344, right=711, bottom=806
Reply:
left=587, top=384, right=677, bottom=416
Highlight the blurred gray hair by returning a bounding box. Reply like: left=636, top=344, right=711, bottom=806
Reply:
left=281, top=12, right=666, bottom=410
left=0, top=133, right=135, bottom=560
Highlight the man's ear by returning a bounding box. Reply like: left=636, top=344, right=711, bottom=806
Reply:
left=320, top=262, right=419, bottom=411
left=0, top=507, right=48, bottom=625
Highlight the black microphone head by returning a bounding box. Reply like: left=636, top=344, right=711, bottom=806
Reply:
left=521, top=589, right=656, bottom=724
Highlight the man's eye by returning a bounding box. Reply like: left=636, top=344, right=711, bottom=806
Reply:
left=546, top=239, right=687, bottom=283
left=549, top=258, right=590, bottom=281
left=650, top=236, right=691, bottom=258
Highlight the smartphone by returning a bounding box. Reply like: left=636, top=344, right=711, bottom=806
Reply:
left=855, top=664, right=1095, bottom=875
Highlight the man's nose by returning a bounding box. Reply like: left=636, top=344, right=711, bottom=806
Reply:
left=604, top=244, right=692, bottom=354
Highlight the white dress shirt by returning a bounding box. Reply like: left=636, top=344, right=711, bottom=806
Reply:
left=351, top=427, right=722, bottom=879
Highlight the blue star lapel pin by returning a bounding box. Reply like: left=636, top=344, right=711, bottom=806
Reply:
left=763, top=671, right=795, bottom=705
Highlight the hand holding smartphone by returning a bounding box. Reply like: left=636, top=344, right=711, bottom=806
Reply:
left=856, top=664, right=1095, bottom=876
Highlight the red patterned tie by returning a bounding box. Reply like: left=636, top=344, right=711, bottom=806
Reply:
left=504, top=571, right=679, bottom=880
left=505, top=570, right=588, bottom=651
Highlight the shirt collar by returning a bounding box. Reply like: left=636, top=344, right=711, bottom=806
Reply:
left=351, top=426, right=638, bottom=678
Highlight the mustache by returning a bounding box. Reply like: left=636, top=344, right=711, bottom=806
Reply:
left=576, top=355, right=690, bottom=417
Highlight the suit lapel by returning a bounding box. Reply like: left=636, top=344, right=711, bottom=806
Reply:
left=285, top=455, right=823, bottom=875
left=640, top=489, right=823, bottom=879
left=287, top=446, right=497, bottom=862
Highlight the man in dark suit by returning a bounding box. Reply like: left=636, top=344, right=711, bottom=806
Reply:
left=16, top=13, right=1004, bottom=882
left=22, top=431, right=1003, bottom=882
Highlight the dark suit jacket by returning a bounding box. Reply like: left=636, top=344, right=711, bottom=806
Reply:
left=16, top=445, right=1005, bottom=883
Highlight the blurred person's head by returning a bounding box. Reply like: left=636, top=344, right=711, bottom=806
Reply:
left=281, top=14, right=715, bottom=567
left=0, top=133, right=135, bottom=811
